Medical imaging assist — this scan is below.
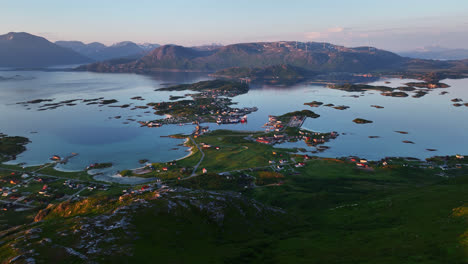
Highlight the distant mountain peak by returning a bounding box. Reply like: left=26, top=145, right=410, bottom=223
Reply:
left=0, top=32, right=91, bottom=67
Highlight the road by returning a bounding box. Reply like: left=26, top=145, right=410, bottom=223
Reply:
left=0, top=198, right=35, bottom=208
left=188, top=136, right=205, bottom=178
left=65, top=187, right=87, bottom=201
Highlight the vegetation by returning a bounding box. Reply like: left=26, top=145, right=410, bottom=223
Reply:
left=213, top=64, right=308, bottom=84
left=327, top=83, right=395, bottom=92
left=0, top=135, right=29, bottom=162
left=176, top=173, right=253, bottom=191
left=255, top=171, right=285, bottom=185
left=278, top=110, right=320, bottom=121
left=405, top=81, right=450, bottom=88
left=1, top=156, right=467, bottom=263
left=86, top=162, right=112, bottom=170
left=119, top=169, right=133, bottom=176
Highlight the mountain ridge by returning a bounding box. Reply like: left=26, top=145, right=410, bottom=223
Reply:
left=0, top=32, right=92, bottom=67
left=55, top=40, right=160, bottom=61
left=78, top=41, right=409, bottom=73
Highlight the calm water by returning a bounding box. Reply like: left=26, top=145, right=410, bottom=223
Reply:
left=1, top=71, right=467, bottom=172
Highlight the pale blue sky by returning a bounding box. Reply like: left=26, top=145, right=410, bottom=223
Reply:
left=1, top=0, right=468, bottom=51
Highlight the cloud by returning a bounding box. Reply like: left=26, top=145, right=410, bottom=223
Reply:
left=327, top=27, right=344, bottom=33
left=304, top=27, right=350, bottom=40
left=304, top=32, right=322, bottom=39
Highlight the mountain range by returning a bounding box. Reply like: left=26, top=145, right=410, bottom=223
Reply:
left=2, top=32, right=468, bottom=77
left=55, top=40, right=160, bottom=61
left=0, top=32, right=91, bottom=68
left=79, top=42, right=409, bottom=73
left=77, top=41, right=468, bottom=79
left=398, top=46, right=468, bottom=60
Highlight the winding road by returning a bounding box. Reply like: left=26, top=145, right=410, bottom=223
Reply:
left=188, top=136, right=205, bottom=178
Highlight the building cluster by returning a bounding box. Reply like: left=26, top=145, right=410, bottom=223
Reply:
left=0, top=170, right=112, bottom=211
left=193, top=124, right=210, bottom=137
left=263, top=115, right=284, bottom=132
left=140, top=87, right=257, bottom=128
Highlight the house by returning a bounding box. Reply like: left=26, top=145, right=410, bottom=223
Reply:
left=456, top=154, right=464, bottom=159
left=9, top=180, right=19, bottom=185
left=202, top=168, right=207, bottom=174
left=295, top=163, right=305, bottom=168
left=256, top=138, right=272, bottom=144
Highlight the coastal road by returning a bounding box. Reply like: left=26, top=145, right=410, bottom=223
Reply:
left=0, top=198, right=35, bottom=209
left=188, top=136, right=205, bottom=178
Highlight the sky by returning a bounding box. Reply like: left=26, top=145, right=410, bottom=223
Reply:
left=1, top=0, right=468, bottom=51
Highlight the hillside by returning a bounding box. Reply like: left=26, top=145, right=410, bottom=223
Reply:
left=0, top=32, right=91, bottom=67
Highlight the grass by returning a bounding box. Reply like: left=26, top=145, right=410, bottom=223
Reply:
left=35, top=166, right=95, bottom=182
left=244, top=159, right=468, bottom=263
left=191, top=130, right=292, bottom=174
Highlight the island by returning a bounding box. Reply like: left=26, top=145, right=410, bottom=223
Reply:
left=380, top=91, right=409, bottom=97
left=404, top=82, right=450, bottom=89
left=327, top=83, right=394, bottom=92
left=304, top=101, right=323, bottom=107
left=0, top=134, right=30, bottom=162
left=211, top=64, right=308, bottom=85
left=353, top=118, right=373, bottom=124
left=141, top=80, right=257, bottom=126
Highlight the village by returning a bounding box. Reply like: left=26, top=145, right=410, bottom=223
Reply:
left=0, top=168, right=113, bottom=213
left=138, top=88, right=258, bottom=128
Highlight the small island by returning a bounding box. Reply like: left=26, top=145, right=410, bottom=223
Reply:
left=353, top=118, right=373, bottom=124
left=279, top=110, right=320, bottom=121
left=327, top=83, right=394, bottom=92
left=304, top=101, right=323, bottom=107
left=404, top=82, right=450, bottom=89
left=380, top=92, right=409, bottom=97
left=332, top=105, right=350, bottom=110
